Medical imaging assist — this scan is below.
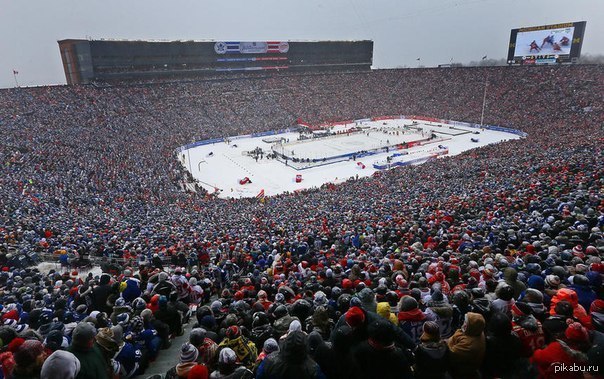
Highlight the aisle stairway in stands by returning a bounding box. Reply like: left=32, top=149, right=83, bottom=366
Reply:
left=134, top=322, right=194, bottom=379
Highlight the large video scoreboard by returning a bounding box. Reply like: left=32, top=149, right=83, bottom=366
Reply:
left=58, top=39, right=373, bottom=84
left=507, top=21, right=586, bottom=65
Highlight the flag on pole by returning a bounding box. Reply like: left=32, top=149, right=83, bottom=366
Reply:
left=13, top=70, right=18, bottom=75
left=416, top=58, right=421, bottom=61
left=482, top=55, right=488, bottom=60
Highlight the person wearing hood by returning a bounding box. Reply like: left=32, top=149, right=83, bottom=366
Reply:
left=522, top=288, right=548, bottom=322
left=447, top=312, right=486, bottom=379
left=542, top=301, right=576, bottom=344
left=256, top=330, right=324, bottom=379
left=413, top=321, right=449, bottom=379
left=190, top=328, right=219, bottom=371
left=511, top=302, right=545, bottom=357
left=590, top=299, right=604, bottom=333
left=482, top=313, right=526, bottom=379
left=376, top=302, right=398, bottom=325
left=351, top=318, right=413, bottom=379
left=12, top=339, right=47, bottom=379
left=469, top=287, right=492, bottom=321
left=398, top=296, right=428, bottom=344
left=271, top=305, right=299, bottom=338
left=305, top=306, right=334, bottom=341
left=425, top=289, right=456, bottom=338
left=491, top=284, right=515, bottom=318
left=531, top=322, right=590, bottom=378
left=502, top=267, right=526, bottom=299
left=355, top=288, right=377, bottom=313
left=549, top=288, right=591, bottom=329
left=569, top=274, right=597, bottom=312
left=306, top=332, right=338, bottom=379
left=40, top=350, right=81, bottom=379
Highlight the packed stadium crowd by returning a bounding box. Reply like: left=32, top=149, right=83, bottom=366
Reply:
left=0, top=64, right=603, bottom=379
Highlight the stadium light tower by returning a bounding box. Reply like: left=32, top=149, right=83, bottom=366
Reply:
left=480, top=71, right=488, bottom=126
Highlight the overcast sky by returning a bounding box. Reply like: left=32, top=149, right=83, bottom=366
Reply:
left=1, top=0, right=602, bottom=88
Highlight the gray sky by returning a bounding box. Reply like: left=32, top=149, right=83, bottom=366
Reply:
left=1, top=0, right=602, bottom=88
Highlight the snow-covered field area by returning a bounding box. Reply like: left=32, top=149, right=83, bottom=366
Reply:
left=178, top=118, right=522, bottom=198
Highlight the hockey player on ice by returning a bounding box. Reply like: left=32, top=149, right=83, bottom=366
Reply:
left=553, top=42, right=562, bottom=52
left=541, top=34, right=554, bottom=48
left=560, top=36, right=570, bottom=46
left=529, top=40, right=541, bottom=53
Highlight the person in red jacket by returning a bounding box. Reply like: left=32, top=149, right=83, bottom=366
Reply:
left=511, top=302, right=545, bottom=357
left=531, top=322, right=590, bottom=379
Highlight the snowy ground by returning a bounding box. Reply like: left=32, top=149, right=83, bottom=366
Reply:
left=179, top=119, right=522, bottom=198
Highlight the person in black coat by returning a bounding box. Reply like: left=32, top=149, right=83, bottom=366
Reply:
left=482, top=313, right=526, bottom=378
left=414, top=321, right=449, bottom=379
left=351, top=318, right=413, bottom=379
left=256, top=330, right=324, bottom=379
left=92, top=274, right=113, bottom=314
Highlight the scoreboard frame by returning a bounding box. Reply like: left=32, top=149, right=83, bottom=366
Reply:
left=507, top=21, right=586, bottom=65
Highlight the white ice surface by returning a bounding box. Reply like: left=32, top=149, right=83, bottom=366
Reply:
left=179, top=119, right=521, bottom=199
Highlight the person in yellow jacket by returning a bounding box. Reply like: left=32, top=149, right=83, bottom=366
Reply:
left=377, top=302, right=399, bottom=325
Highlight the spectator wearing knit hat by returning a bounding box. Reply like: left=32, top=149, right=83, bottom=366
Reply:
left=511, top=302, right=545, bottom=357
left=212, top=347, right=253, bottom=379
left=12, top=339, right=47, bottom=378
left=165, top=342, right=200, bottom=379
left=413, top=321, right=449, bottom=379
left=40, top=350, right=81, bottom=379
left=531, top=322, right=590, bottom=378
left=67, top=322, right=109, bottom=379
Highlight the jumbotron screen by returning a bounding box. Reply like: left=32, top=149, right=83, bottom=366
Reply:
left=507, top=21, right=586, bottom=65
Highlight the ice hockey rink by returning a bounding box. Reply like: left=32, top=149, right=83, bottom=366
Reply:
left=178, top=118, right=523, bottom=198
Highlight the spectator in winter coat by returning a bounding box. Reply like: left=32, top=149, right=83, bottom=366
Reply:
left=376, top=302, right=398, bottom=325
left=491, top=284, right=515, bottom=319
left=165, top=343, right=200, bottom=379
left=351, top=318, right=413, bottom=379
left=482, top=313, right=525, bottom=379
left=549, top=288, right=591, bottom=329
left=590, top=300, right=604, bottom=333
left=503, top=268, right=526, bottom=299
left=523, top=288, right=548, bottom=322
left=252, top=338, right=278, bottom=374
left=426, top=289, right=456, bottom=338
left=256, top=331, right=324, bottom=379
left=190, top=328, right=219, bottom=371
left=413, top=321, right=449, bottom=379
left=511, top=302, right=546, bottom=357
left=531, top=322, right=590, bottom=379
left=217, top=326, right=257, bottom=370
left=67, top=322, right=110, bottom=379
left=210, top=348, right=253, bottom=379
left=398, top=296, right=428, bottom=344
left=569, top=274, right=597, bottom=312
left=469, top=288, right=492, bottom=322
left=447, top=312, right=486, bottom=379
left=40, top=350, right=81, bottom=379
left=542, top=301, right=576, bottom=344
